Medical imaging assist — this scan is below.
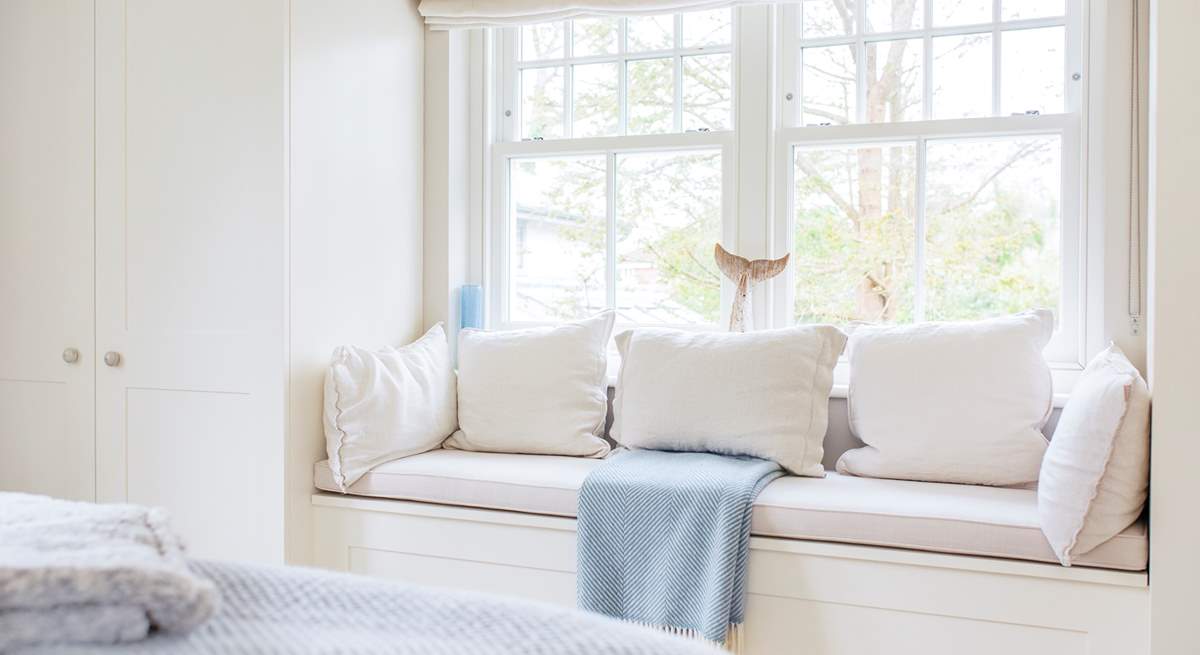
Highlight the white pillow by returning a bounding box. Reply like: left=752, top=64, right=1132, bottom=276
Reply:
left=444, top=312, right=614, bottom=457
left=1038, top=344, right=1150, bottom=566
left=837, top=310, right=1054, bottom=485
left=612, top=325, right=847, bottom=477
left=323, top=324, right=458, bottom=492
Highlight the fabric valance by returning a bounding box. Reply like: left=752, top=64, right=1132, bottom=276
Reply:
left=418, top=0, right=791, bottom=29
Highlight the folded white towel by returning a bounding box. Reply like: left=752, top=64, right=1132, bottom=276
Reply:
left=0, top=493, right=217, bottom=651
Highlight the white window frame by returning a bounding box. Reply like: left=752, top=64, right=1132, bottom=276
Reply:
left=499, top=16, right=735, bottom=142
left=490, top=12, right=738, bottom=330
left=771, top=0, right=1087, bottom=369
left=474, top=1, right=1126, bottom=394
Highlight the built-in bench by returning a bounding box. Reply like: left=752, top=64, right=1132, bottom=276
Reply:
left=310, top=398, right=1149, bottom=655
left=313, top=451, right=1146, bottom=571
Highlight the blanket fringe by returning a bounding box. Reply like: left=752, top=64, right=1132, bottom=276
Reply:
left=723, top=623, right=743, bottom=654
left=626, top=620, right=744, bottom=654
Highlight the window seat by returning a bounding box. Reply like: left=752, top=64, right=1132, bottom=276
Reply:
left=313, top=450, right=1146, bottom=572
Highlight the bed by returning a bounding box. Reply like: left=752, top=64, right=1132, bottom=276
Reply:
left=15, top=559, right=721, bottom=654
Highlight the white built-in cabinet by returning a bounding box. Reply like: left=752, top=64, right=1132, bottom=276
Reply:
left=0, top=0, right=424, bottom=565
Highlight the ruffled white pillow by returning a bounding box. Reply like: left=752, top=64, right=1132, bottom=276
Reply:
left=1038, top=344, right=1150, bottom=566
left=323, top=324, right=458, bottom=491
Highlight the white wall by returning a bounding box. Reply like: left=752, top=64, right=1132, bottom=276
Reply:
left=1146, top=0, right=1200, bottom=650
left=423, top=30, right=473, bottom=353
left=287, top=0, right=425, bottom=565
left=1093, top=0, right=1149, bottom=371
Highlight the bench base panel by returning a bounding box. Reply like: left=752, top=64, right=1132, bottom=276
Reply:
left=311, top=493, right=1148, bottom=655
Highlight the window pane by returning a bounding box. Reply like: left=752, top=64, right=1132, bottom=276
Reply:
left=573, top=63, right=619, bottom=138
left=683, top=54, right=733, bottom=131
left=801, top=0, right=856, bottom=38
left=520, top=22, right=565, bottom=61
left=794, top=144, right=918, bottom=324
left=932, top=33, right=992, bottom=119
left=1001, top=27, right=1065, bottom=115
left=509, top=156, right=607, bottom=321
left=682, top=9, right=732, bottom=48
left=628, top=14, right=674, bottom=52
left=865, top=39, right=923, bottom=122
left=521, top=66, right=564, bottom=139
left=924, top=136, right=1061, bottom=321
left=865, top=0, right=924, bottom=32
left=802, top=45, right=857, bottom=125
left=616, top=150, right=723, bottom=325
left=627, top=57, right=675, bottom=134
left=572, top=17, right=619, bottom=57
left=1002, top=0, right=1064, bottom=21
left=932, top=0, right=992, bottom=26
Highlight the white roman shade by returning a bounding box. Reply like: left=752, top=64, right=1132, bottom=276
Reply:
left=419, top=0, right=792, bottom=29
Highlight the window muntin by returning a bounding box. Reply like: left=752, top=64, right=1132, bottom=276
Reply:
left=497, top=9, right=734, bottom=330
left=786, top=0, right=1071, bottom=127
left=790, top=134, right=1063, bottom=326
left=493, top=3, right=1087, bottom=365
left=512, top=10, right=734, bottom=140
left=779, top=0, right=1081, bottom=362
left=502, top=146, right=727, bottom=327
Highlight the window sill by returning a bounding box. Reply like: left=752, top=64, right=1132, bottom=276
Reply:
left=827, top=383, right=1071, bottom=408
left=608, top=358, right=1079, bottom=408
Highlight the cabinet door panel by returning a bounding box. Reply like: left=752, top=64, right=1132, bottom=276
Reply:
left=94, top=0, right=285, bottom=563
left=0, top=1, right=96, bottom=501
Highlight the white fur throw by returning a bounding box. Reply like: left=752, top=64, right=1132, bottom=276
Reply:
left=0, top=493, right=217, bottom=651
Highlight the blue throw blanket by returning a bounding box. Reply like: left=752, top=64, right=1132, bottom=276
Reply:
left=577, top=450, right=782, bottom=650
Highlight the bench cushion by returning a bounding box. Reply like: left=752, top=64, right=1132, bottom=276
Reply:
left=313, top=450, right=1147, bottom=571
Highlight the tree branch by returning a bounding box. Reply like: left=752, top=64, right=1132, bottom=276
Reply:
left=795, top=156, right=861, bottom=227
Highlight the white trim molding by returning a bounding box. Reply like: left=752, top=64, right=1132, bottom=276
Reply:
left=447, top=0, right=1148, bottom=395
left=313, top=492, right=1149, bottom=655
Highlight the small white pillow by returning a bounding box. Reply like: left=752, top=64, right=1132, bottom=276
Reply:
left=837, top=310, right=1054, bottom=485
left=612, top=325, right=847, bottom=477
left=1038, top=344, right=1150, bottom=566
left=444, top=312, right=614, bottom=457
left=323, top=324, right=458, bottom=492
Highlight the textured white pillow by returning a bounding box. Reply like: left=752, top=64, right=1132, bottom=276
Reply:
left=444, top=312, right=614, bottom=457
left=1039, top=344, right=1150, bottom=566
left=323, top=324, right=458, bottom=491
left=612, top=325, right=847, bottom=477
left=837, top=310, right=1054, bottom=485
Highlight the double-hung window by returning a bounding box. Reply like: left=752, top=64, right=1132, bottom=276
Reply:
left=493, top=10, right=736, bottom=328
left=489, top=0, right=1092, bottom=371
left=777, top=0, right=1082, bottom=363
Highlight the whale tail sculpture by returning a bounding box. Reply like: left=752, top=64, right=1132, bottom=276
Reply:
left=714, top=243, right=789, bottom=332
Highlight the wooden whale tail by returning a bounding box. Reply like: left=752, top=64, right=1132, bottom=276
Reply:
left=714, top=243, right=789, bottom=282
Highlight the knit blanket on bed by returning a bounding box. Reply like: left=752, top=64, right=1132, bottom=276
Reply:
left=0, top=493, right=217, bottom=652
left=15, top=560, right=726, bottom=655
left=576, top=450, right=783, bottom=651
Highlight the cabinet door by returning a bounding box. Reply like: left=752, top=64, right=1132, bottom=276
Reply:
left=0, top=1, right=96, bottom=501
left=94, top=0, right=286, bottom=563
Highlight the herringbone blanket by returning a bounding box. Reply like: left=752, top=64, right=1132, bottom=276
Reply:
left=17, top=560, right=725, bottom=655
left=576, top=450, right=783, bottom=651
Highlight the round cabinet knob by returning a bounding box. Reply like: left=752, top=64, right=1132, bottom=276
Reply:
left=62, top=348, right=80, bottom=364
left=103, top=351, right=122, bottom=367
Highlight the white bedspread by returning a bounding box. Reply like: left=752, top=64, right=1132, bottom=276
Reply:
left=17, top=560, right=725, bottom=655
